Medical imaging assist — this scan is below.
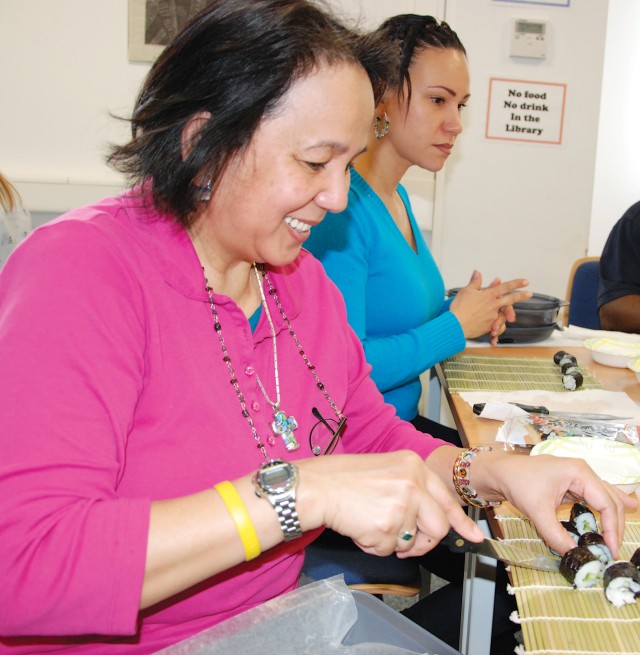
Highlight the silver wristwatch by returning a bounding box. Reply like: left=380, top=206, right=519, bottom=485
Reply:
left=252, top=459, right=302, bottom=541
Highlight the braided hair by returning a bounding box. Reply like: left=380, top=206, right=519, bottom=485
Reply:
left=372, top=14, right=466, bottom=105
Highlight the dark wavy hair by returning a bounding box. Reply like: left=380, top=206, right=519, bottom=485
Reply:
left=372, top=14, right=466, bottom=106
left=107, top=0, right=392, bottom=225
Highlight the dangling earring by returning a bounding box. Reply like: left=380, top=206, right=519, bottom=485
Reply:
left=374, top=112, right=389, bottom=139
left=197, top=181, right=212, bottom=202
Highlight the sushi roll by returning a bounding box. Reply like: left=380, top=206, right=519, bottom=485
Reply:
left=578, top=532, right=613, bottom=566
left=553, top=351, right=583, bottom=390
left=603, top=562, right=640, bottom=607
left=561, top=520, right=581, bottom=544
left=570, top=502, right=599, bottom=535
left=631, top=547, right=640, bottom=570
left=553, top=350, right=570, bottom=365
left=549, top=521, right=581, bottom=556
left=560, top=546, right=604, bottom=588
left=555, top=351, right=577, bottom=368
left=562, top=369, right=584, bottom=391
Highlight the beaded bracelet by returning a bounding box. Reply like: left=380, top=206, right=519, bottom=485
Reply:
left=214, top=480, right=262, bottom=561
left=452, top=446, right=503, bottom=509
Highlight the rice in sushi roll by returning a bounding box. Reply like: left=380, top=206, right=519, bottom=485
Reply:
left=603, top=561, right=640, bottom=607
left=570, top=502, right=598, bottom=535
left=578, top=532, right=613, bottom=566
left=562, top=369, right=584, bottom=390
left=554, top=351, right=577, bottom=367
left=560, top=546, right=604, bottom=588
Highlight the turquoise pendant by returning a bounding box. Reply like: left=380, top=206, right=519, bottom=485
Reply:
left=272, top=409, right=299, bottom=451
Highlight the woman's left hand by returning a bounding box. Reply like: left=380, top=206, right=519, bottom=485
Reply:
left=473, top=451, right=638, bottom=558
left=486, top=277, right=516, bottom=345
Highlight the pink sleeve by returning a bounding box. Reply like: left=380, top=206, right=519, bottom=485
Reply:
left=0, top=220, right=149, bottom=635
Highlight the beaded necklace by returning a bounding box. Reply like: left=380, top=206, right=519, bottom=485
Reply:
left=203, top=262, right=344, bottom=461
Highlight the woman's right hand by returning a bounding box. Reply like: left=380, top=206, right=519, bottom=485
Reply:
left=450, top=270, right=531, bottom=341
left=296, top=450, right=483, bottom=557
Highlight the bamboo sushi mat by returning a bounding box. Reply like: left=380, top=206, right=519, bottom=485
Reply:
left=441, top=354, right=602, bottom=393
left=494, top=505, right=640, bottom=654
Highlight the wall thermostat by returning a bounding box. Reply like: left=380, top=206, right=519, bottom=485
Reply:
left=510, top=19, right=547, bottom=59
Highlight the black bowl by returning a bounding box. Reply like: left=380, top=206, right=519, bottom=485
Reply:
left=468, top=323, right=560, bottom=344
left=496, top=323, right=561, bottom=344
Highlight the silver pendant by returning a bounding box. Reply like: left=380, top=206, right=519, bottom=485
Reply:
left=272, top=409, right=299, bottom=451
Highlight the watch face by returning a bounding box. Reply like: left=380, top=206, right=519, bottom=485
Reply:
left=262, top=465, right=290, bottom=488
left=258, top=460, right=296, bottom=494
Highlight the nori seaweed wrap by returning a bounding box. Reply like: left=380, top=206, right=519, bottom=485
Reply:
left=603, top=561, right=640, bottom=607
left=553, top=351, right=583, bottom=389
left=578, top=531, right=613, bottom=565
left=554, top=351, right=569, bottom=365
left=556, top=352, right=577, bottom=368
left=631, top=547, right=640, bottom=570
left=560, top=546, right=604, bottom=588
left=561, top=520, right=580, bottom=543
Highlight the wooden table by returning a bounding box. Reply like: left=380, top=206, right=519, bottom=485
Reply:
left=437, top=345, right=640, bottom=655
left=438, top=345, right=640, bottom=447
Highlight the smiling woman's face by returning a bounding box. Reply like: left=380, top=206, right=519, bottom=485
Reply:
left=382, top=47, right=470, bottom=173
left=198, top=60, right=374, bottom=269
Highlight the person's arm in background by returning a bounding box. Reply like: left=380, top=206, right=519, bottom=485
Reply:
left=600, top=295, right=640, bottom=333
left=598, top=201, right=640, bottom=333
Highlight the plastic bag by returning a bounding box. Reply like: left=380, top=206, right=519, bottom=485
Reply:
left=154, top=576, right=432, bottom=655
left=506, top=414, right=639, bottom=447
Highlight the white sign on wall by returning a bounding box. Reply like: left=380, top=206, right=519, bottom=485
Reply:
left=485, top=77, right=567, bottom=145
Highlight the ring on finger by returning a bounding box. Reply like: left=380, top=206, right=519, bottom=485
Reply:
left=399, top=529, right=416, bottom=542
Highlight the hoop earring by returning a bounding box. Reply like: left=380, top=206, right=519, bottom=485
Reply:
left=197, top=181, right=212, bottom=202
left=374, top=112, right=389, bottom=139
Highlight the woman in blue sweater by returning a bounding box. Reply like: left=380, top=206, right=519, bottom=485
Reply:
left=305, top=15, right=530, bottom=652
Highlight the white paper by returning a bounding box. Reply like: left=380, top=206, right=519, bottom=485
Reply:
left=459, top=390, right=640, bottom=424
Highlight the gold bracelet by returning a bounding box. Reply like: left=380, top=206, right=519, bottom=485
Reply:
left=214, top=481, right=261, bottom=561
left=452, top=446, right=502, bottom=509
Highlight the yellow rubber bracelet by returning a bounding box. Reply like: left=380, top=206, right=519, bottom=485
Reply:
left=214, top=481, right=261, bottom=561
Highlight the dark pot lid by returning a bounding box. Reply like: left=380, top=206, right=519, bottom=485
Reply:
left=512, top=293, right=567, bottom=310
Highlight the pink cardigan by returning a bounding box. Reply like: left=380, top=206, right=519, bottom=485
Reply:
left=0, top=189, right=447, bottom=653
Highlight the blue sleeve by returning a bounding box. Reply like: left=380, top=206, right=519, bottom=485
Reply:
left=364, top=310, right=465, bottom=392
left=307, top=189, right=465, bottom=395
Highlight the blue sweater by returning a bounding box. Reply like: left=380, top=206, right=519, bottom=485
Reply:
left=306, top=169, right=465, bottom=420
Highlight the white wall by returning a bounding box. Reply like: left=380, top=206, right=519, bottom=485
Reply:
left=1, top=0, right=145, bottom=211
left=438, top=0, right=608, bottom=300
left=1, top=0, right=637, bottom=288
left=589, top=0, right=640, bottom=255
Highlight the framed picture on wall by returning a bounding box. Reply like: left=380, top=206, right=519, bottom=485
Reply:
left=128, top=1, right=211, bottom=62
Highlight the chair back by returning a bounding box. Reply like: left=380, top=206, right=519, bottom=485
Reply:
left=564, top=257, right=601, bottom=329
left=302, top=530, right=423, bottom=597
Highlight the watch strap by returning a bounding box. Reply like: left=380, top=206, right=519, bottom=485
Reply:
left=273, top=491, right=302, bottom=541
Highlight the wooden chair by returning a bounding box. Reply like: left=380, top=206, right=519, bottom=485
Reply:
left=564, top=256, right=601, bottom=329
